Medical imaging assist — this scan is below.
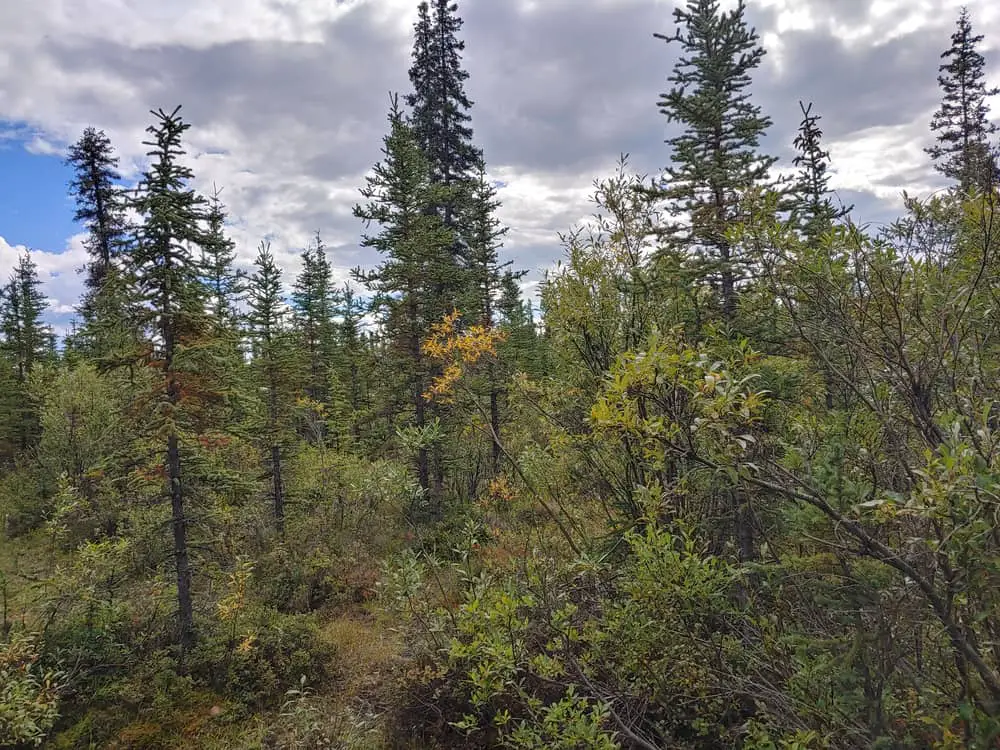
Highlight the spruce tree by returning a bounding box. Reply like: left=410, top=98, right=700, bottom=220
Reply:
left=926, top=7, right=999, bottom=194
left=66, top=127, right=130, bottom=293
left=354, top=98, right=455, bottom=495
left=66, top=128, right=137, bottom=364
left=790, top=101, right=852, bottom=244
left=247, top=242, right=294, bottom=533
left=292, top=231, right=337, bottom=410
left=653, top=0, right=773, bottom=566
left=0, top=253, right=53, bottom=452
left=1, top=253, right=53, bottom=384
left=405, top=0, right=481, bottom=308
left=464, top=168, right=515, bottom=473
left=0, top=342, right=18, bottom=465
left=201, top=187, right=245, bottom=331
left=129, top=106, right=208, bottom=654
left=497, top=270, right=541, bottom=376
left=196, top=187, right=250, bottom=441
left=653, top=0, right=776, bottom=321
left=464, top=167, right=511, bottom=326
left=331, top=284, right=367, bottom=444
left=406, top=0, right=480, bottom=196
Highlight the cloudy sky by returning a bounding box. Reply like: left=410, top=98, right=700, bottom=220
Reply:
left=1, top=0, right=998, bottom=332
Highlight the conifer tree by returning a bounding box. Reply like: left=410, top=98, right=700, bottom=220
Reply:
left=790, top=101, right=852, bottom=244
left=406, top=0, right=481, bottom=308
left=464, top=168, right=510, bottom=326
left=66, top=127, right=130, bottom=294
left=201, top=187, right=245, bottom=331
left=129, top=106, right=208, bottom=653
left=406, top=0, right=480, bottom=199
left=406, top=0, right=510, bottom=489
left=652, top=0, right=773, bottom=565
left=463, top=168, right=515, bottom=473
left=653, top=0, right=776, bottom=321
left=1, top=253, right=53, bottom=384
left=331, top=284, right=367, bottom=444
left=926, top=7, right=999, bottom=194
left=196, top=187, right=250, bottom=441
left=66, top=128, right=137, bottom=364
left=354, top=98, right=455, bottom=495
left=0, top=343, right=18, bottom=465
left=497, top=270, right=541, bottom=375
left=292, top=232, right=336, bottom=408
left=0, top=253, right=53, bottom=452
left=247, top=242, right=294, bottom=533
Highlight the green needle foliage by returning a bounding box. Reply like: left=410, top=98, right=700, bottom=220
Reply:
left=652, top=0, right=776, bottom=323
left=927, top=7, right=999, bottom=195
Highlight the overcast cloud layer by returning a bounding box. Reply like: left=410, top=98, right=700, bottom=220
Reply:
left=1, top=0, right=999, bottom=330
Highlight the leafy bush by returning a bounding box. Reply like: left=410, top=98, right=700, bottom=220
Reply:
left=0, top=634, right=64, bottom=747
left=190, top=609, right=334, bottom=710
left=0, top=467, right=51, bottom=537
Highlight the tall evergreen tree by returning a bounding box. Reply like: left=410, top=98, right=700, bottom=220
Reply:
left=926, top=7, right=999, bottom=194
left=129, top=106, right=209, bottom=654
left=354, top=98, right=455, bottom=496
left=406, top=0, right=480, bottom=197
left=406, top=0, right=481, bottom=312
left=464, top=168, right=511, bottom=326
left=66, top=127, right=137, bottom=363
left=200, top=187, right=245, bottom=330
left=790, top=101, right=852, bottom=244
left=292, top=231, right=336, bottom=409
left=0, top=253, right=53, bottom=452
left=247, top=242, right=294, bottom=533
left=653, top=0, right=776, bottom=321
left=1, top=253, right=53, bottom=385
left=406, top=2, right=511, bottom=487
left=653, top=0, right=773, bottom=567
left=331, top=283, right=368, bottom=445
left=66, top=127, right=130, bottom=293
left=0, top=338, right=18, bottom=464
left=464, top=168, right=515, bottom=473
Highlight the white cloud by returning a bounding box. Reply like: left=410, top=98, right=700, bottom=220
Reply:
left=1, top=0, right=998, bottom=326
left=0, top=234, right=89, bottom=322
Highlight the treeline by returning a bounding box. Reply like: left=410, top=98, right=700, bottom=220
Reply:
left=2, top=1, right=1000, bottom=748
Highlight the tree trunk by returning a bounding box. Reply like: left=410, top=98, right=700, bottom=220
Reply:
left=489, top=384, right=501, bottom=474
left=271, top=443, right=284, bottom=535
left=415, top=387, right=430, bottom=494
left=433, top=441, right=445, bottom=515
left=164, top=304, right=193, bottom=657
left=168, top=431, right=194, bottom=654
left=267, top=368, right=285, bottom=534
left=720, top=245, right=736, bottom=321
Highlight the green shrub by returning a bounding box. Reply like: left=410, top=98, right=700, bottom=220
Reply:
left=0, top=468, right=51, bottom=537
left=0, top=634, right=65, bottom=747
left=191, top=610, right=334, bottom=710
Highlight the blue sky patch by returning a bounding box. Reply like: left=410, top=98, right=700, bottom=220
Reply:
left=0, top=126, right=78, bottom=253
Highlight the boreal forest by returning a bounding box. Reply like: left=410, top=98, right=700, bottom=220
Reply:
left=2, top=0, right=1000, bottom=747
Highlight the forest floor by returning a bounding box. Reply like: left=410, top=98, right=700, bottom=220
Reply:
left=0, top=534, right=409, bottom=749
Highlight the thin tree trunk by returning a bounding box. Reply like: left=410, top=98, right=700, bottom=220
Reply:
left=415, top=386, right=430, bottom=494
left=433, top=440, right=445, bottom=515
left=271, top=443, right=284, bottom=535
left=164, top=306, right=193, bottom=657
left=168, top=431, right=194, bottom=654
left=489, top=384, right=501, bottom=474
left=410, top=293, right=430, bottom=496
left=267, top=367, right=285, bottom=534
